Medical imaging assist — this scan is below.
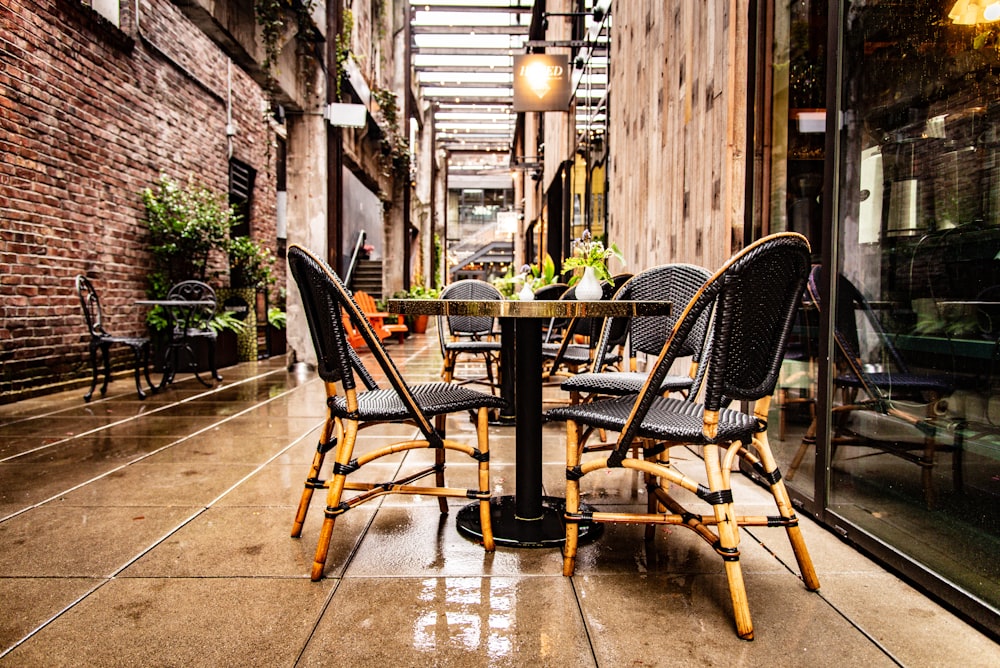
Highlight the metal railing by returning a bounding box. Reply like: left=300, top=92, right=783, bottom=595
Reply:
left=344, top=230, right=367, bottom=288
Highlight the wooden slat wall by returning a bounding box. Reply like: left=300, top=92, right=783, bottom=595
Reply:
left=609, top=0, right=749, bottom=274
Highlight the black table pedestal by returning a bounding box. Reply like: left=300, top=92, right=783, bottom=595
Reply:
left=455, top=496, right=603, bottom=548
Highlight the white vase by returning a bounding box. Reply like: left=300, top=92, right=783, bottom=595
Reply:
left=575, top=266, right=603, bottom=301
left=517, top=282, right=535, bottom=301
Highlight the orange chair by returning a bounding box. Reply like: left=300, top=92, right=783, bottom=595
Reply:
left=350, top=290, right=408, bottom=345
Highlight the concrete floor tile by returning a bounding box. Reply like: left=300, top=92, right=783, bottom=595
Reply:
left=1, top=577, right=333, bottom=667
left=121, top=506, right=373, bottom=578
left=575, top=572, right=894, bottom=665
left=816, top=571, right=999, bottom=667
left=298, top=576, right=596, bottom=668
left=0, top=577, right=101, bottom=654
left=0, top=505, right=197, bottom=577
left=56, top=462, right=258, bottom=507
left=345, top=505, right=566, bottom=578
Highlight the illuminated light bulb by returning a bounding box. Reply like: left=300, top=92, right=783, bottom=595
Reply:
left=985, top=1, right=1000, bottom=20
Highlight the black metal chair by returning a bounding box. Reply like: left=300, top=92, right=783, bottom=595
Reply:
left=163, top=280, right=223, bottom=386
left=560, top=263, right=713, bottom=404
left=436, top=279, right=503, bottom=394
left=546, top=232, right=819, bottom=640
left=287, top=245, right=505, bottom=580
left=787, top=266, right=960, bottom=507
left=75, top=275, right=155, bottom=401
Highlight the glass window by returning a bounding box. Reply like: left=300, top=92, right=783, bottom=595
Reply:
left=833, top=0, right=1000, bottom=616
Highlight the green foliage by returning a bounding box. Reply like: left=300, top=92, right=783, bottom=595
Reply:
left=142, top=174, right=235, bottom=291
left=267, top=306, right=287, bottom=329
left=493, top=255, right=557, bottom=299
left=209, top=309, right=249, bottom=335
left=255, top=0, right=319, bottom=92
left=334, top=9, right=354, bottom=98
left=561, top=230, right=624, bottom=284
left=394, top=276, right=440, bottom=300
left=372, top=87, right=411, bottom=181
left=229, top=236, right=276, bottom=289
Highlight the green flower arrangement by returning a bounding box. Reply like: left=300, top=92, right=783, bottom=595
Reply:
left=561, top=230, right=624, bottom=284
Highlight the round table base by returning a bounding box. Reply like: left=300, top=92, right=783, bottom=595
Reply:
left=456, top=495, right=603, bottom=548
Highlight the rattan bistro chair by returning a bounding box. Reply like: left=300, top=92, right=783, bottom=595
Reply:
left=287, top=245, right=505, bottom=580
left=786, top=266, right=959, bottom=507
left=560, top=263, right=713, bottom=405
left=436, top=279, right=503, bottom=393
left=76, top=275, right=156, bottom=401
left=546, top=233, right=820, bottom=640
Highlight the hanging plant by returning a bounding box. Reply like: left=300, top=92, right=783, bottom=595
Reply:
left=371, top=86, right=412, bottom=182
left=254, top=0, right=319, bottom=95
left=334, top=9, right=354, bottom=99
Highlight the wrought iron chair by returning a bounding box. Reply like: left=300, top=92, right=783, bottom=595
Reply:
left=75, top=275, right=155, bottom=401
left=436, top=279, right=503, bottom=394
left=546, top=233, right=819, bottom=640
left=287, top=245, right=504, bottom=580
left=162, top=280, right=223, bottom=386
left=786, top=266, right=959, bottom=507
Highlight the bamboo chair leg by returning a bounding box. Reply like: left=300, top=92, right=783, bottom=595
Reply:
left=563, top=420, right=582, bottom=576
left=311, top=418, right=357, bottom=581
left=644, top=439, right=667, bottom=541
left=704, top=443, right=754, bottom=640
left=291, top=411, right=337, bottom=537
left=435, top=414, right=449, bottom=513
left=476, top=406, right=495, bottom=551
left=751, top=428, right=820, bottom=591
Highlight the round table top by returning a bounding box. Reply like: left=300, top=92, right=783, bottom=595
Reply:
left=387, top=298, right=671, bottom=318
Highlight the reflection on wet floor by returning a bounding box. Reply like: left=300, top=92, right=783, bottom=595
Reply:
left=0, top=330, right=996, bottom=666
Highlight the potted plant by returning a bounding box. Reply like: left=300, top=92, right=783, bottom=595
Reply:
left=142, top=174, right=241, bottom=369
left=393, top=278, right=439, bottom=334
left=266, top=288, right=287, bottom=356
left=561, top=230, right=625, bottom=300
left=226, top=236, right=277, bottom=361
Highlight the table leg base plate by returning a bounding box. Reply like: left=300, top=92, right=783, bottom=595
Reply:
left=456, top=495, right=603, bottom=548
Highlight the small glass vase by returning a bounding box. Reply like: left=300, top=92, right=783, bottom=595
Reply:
left=575, top=265, right=603, bottom=300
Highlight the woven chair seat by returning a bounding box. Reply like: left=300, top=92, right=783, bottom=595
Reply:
left=834, top=372, right=951, bottom=396
left=561, top=370, right=692, bottom=396
left=331, top=382, right=505, bottom=421
left=443, top=340, right=501, bottom=354
left=547, top=394, right=758, bottom=444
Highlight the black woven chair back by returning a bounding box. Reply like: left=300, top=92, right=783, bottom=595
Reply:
left=439, top=279, right=501, bottom=336
left=288, top=244, right=436, bottom=436
left=533, top=282, right=569, bottom=300
left=76, top=275, right=108, bottom=338
left=806, top=265, right=949, bottom=406
left=616, top=233, right=810, bottom=450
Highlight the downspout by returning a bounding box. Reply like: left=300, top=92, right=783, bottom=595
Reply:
left=328, top=0, right=344, bottom=273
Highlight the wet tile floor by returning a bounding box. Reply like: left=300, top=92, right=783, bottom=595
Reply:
left=0, top=329, right=996, bottom=666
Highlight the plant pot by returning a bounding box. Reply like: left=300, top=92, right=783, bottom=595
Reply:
left=266, top=325, right=287, bottom=356
left=409, top=314, right=429, bottom=334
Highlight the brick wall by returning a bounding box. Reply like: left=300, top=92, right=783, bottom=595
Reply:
left=0, top=0, right=282, bottom=401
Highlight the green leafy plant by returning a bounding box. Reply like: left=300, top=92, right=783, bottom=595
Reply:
left=255, top=0, right=319, bottom=93
left=372, top=87, right=411, bottom=181
left=561, top=230, right=624, bottom=284
left=229, top=236, right=276, bottom=290
left=142, top=174, right=235, bottom=290
left=208, top=309, right=249, bottom=335
left=267, top=306, right=287, bottom=329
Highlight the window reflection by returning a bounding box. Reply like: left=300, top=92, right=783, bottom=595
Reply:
left=834, top=0, right=1000, bottom=615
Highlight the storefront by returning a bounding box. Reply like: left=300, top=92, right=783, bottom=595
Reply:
left=751, top=0, right=1000, bottom=634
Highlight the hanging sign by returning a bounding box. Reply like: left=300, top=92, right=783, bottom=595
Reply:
left=512, top=54, right=572, bottom=112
